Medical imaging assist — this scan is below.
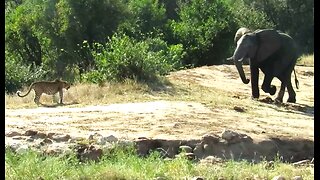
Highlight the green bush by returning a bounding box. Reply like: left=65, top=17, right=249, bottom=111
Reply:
left=5, top=51, right=48, bottom=93
left=170, top=0, right=236, bottom=66
left=82, top=33, right=184, bottom=83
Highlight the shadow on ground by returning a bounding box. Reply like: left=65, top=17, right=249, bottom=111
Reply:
left=258, top=97, right=314, bottom=117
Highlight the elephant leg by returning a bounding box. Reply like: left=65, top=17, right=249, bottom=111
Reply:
left=286, top=77, right=296, bottom=103
left=250, top=65, right=260, bottom=99
left=275, top=82, right=286, bottom=103
left=261, top=75, right=276, bottom=95
left=275, top=72, right=291, bottom=103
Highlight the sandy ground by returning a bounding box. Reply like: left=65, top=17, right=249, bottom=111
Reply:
left=5, top=65, right=314, bottom=142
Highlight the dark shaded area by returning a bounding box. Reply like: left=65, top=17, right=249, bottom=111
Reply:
left=258, top=97, right=314, bottom=117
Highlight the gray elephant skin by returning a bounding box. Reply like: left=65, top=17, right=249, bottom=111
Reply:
left=229, top=29, right=299, bottom=103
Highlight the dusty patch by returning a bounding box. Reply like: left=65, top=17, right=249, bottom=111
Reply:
left=5, top=65, right=314, bottom=161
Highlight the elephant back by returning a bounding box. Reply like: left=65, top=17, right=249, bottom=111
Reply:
left=254, top=29, right=282, bottom=63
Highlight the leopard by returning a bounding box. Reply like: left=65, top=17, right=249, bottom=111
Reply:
left=16, top=79, right=71, bottom=105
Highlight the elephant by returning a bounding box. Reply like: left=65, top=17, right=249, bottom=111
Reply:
left=234, top=27, right=251, bottom=43
left=228, top=29, right=299, bottom=103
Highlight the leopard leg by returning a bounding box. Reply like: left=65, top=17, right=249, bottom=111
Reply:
left=58, top=90, right=64, bottom=104
left=34, top=93, right=41, bottom=105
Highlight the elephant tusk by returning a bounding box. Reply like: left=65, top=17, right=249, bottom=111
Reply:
left=226, top=57, right=233, bottom=61
left=238, top=58, right=244, bottom=62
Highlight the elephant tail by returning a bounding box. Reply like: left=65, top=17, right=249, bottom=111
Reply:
left=293, top=68, right=299, bottom=89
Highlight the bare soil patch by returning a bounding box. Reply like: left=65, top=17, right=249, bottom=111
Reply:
left=5, top=65, right=314, bottom=161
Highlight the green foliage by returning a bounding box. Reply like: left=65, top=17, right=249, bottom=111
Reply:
left=5, top=147, right=314, bottom=179
left=170, top=0, right=236, bottom=66
left=240, top=0, right=314, bottom=53
left=229, top=0, right=275, bottom=30
left=123, top=0, right=167, bottom=39
left=82, top=33, right=184, bottom=83
left=5, top=0, right=313, bottom=88
left=5, top=51, right=48, bottom=93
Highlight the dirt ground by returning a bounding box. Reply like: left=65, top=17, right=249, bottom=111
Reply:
left=5, top=65, right=314, bottom=143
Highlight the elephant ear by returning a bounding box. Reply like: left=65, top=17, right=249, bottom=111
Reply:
left=254, top=29, right=282, bottom=63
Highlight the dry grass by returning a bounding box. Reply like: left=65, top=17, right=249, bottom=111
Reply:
left=5, top=76, right=252, bottom=111
left=297, top=54, right=314, bottom=67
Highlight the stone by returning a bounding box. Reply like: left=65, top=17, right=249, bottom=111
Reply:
left=292, top=176, right=303, bottom=180
left=201, top=133, right=220, bottom=144
left=104, top=135, right=118, bottom=143
left=264, top=161, right=275, bottom=169
left=200, top=155, right=224, bottom=164
left=24, top=130, right=38, bottom=136
left=76, top=145, right=103, bottom=162
left=26, top=137, right=35, bottom=142
left=88, top=132, right=103, bottom=141
left=191, top=176, right=205, bottom=180
left=16, top=144, right=29, bottom=154
left=52, top=134, right=71, bottom=142
left=175, top=152, right=196, bottom=160
left=221, top=129, right=239, bottom=141
left=47, top=133, right=55, bottom=138
left=9, top=142, right=23, bottom=151
left=35, top=132, right=47, bottom=139
left=234, top=106, right=246, bottom=112
left=272, top=175, right=286, bottom=180
left=154, top=147, right=169, bottom=158
left=220, top=129, right=252, bottom=144
left=193, top=144, right=204, bottom=158
left=41, top=138, right=53, bottom=145
left=97, top=135, right=118, bottom=145
left=179, top=145, right=193, bottom=153
left=6, top=131, right=22, bottom=137
left=12, top=136, right=26, bottom=140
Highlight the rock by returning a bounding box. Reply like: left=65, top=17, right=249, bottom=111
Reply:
left=264, top=161, right=275, bottom=169
left=76, top=145, right=103, bottom=162
left=118, top=140, right=134, bottom=147
left=221, top=129, right=239, bottom=141
left=35, top=132, right=47, bottom=139
left=175, top=152, right=196, bottom=160
left=52, top=134, right=71, bottom=142
left=12, top=136, right=26, bottom=140
left=234, top=106, right=246, bottom=112
left=272, top=175, right=286, bottom=180
left=193, top=144, right=204, bottom=158
left=88, top=132, right=103, bottom=141
left=47, top=133, right=55, bottom=138
left=292, top=159, right=311, bottom=167
left=200, top=155, right=224, bottom=164
left=191, top=176, right=205, bottom=180
left=97, top=135, right=118, bottom=145
left=41, top=138, right=53, bottom=145
left=16, top=144, right=29, bottom=154
left=154, top=177, right=167, bottom=180
left=9, top=142, right=23, bottom=151
left=104, top=135, right=118, bottom=143
left=26, top=137, right=35, bottom=142
left=220, top=129, right=252, bottom=144
left=292, top=176, right=303, bottom=180
left=203, top=143, right=213, bottom=153
left=201, top=133, right=220, bottom=144
left=179, top=145, right=193, bottom=153
left=154, top=147, right=169, bottom=158
left=6, top=131, right=22, bottom=137
left=135, top=138, right=159, bottom=156
left=24, top=130, right=38, bottom=136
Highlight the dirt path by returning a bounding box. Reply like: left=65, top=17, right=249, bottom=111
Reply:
left=5, top=65, right=314, bottom=143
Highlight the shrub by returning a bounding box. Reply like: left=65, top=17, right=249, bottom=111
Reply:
left=5, top=51, right=48, bottom=93
left=81, top=33, right=184, bottom=83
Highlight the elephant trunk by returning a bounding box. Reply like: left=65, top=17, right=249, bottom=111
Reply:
left=234, top=59, right=250, bottom=84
